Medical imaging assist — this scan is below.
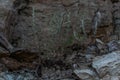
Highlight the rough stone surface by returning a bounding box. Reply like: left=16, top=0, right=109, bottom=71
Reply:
left=0, top=0, right=18, bottom=53
left=0, top=0, right=16, bottom=36
left=102, top=75, right=120, bottom=80
left=113, top=2, right=120, bottom=39
left=0, top=71, right=35, bottom=80
left=74, top=69, right=98, bottom=80
left=0, top=1, right=120, bottom=80
left=92, top=51, right=120, bottom=78
left=11, top=0, right=113, bottom=52
left=61, top=0, right=78, bottom=6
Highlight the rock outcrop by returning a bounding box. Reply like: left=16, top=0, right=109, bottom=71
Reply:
left=11, top=0, right=113, bottom=52
left=0, top=0, right=119, bottom=53
left=112, top=1, right=120, bottom=39
left=74, top=51, right=120, bottom=80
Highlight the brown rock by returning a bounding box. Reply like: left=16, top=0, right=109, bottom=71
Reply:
left=11, top=0, right=113, bottom=53
left=0, top=57, right=22, bottom=71
left=10, top=50, right=38, bottom=62
left=0, top=57, right=36, bottom=71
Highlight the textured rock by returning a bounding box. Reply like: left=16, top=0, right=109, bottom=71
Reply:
left=61, top=79, right=75, bottom=80
left=0, top=0, right=18, bottom=53
left=12, top=0, right=113, bottom=52
left=0, top=71, right=35, bottom=80
left=107, top=40, right=120, bottom=52
left=102, top=75, right=120, bottom=80
left=92, top=51, right=120, bottom=78
left=111, top=76, right=120, bottom=80
left=113, top=2, right=120, bottom=39
left=61, top=0, right=78, bottom=6
left=0, top=0, right=16, bottom=37
left=74, top=69, right=99, bottom=80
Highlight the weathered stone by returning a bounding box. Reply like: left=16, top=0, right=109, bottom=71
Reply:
left=92, top=51, right=120, bottom=77
left=0, top=72, right=35, bottom=80
left=61, top=0, right=78, bottom=6
left=111, top=76, right=120, bottom=80
left=61, top=79, right=75, bottom=80
left=0, top=77, right=4, bottom=80
left=74, top=69, right=99, bottom=80
left=102, top=75, right=111, bottom=80
left=0, top=0, right=16, bottom=36
left=0, top=0, right=18, bottom=53
left=11, top=0, right=113, bottom=52
left=107, top=40, right=120, bottom=52
left=113, top=2, right=120, bottom=39
left=110, top=35, right=119, bottom=40
left=102, top=75, right=120, bottom=80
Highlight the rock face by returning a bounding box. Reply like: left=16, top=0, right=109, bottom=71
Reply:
left=10, top=0, right=113, bottom=52
left=0, top=0, right=18, bottom=53
left=74, top=69, right=98, bottom=80
left=112, top=1, right=120, bottom=39
left=73, top=51, right=120, bottom=80
left=0, top=0, right=17, bottom=39
left=0, top=0, right=119, bottom=53
left=92, top=51, right=120, bottom=79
